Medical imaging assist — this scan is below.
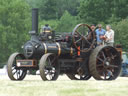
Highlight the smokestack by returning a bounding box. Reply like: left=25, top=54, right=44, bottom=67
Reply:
left=32, top=8, right=38, bottom=33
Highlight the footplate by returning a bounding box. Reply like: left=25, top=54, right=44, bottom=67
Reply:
left=16, top=60, right=37, bottom=67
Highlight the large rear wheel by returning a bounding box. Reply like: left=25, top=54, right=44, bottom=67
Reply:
left=89, top=46, right=122, bottom=80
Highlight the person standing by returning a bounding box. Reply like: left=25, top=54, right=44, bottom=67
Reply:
left=104, top=25, right=114, bottom=46
left=96, top=24, right=106, bottom=45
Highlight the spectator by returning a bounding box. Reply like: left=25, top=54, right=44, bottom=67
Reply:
left=104, top=25, right=114, bottom=46
left=96, top=24, right=106, bottom=45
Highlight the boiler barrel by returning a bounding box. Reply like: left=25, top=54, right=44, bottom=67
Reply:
left=40, top=43, right=74, bottom=56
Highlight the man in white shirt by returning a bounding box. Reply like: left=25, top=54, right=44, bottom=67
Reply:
left=103, top=25, right=114, bottom=46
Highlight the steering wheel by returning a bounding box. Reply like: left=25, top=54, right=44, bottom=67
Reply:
left=72, top=24, right=96, bottom=52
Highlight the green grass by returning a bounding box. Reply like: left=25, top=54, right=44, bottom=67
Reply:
left=0, top=75, right=128, bottom=96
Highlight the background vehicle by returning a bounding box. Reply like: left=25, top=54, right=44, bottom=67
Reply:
left=121, top=52, right=128, bottom=76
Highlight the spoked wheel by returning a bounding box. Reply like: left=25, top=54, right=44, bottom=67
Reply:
left=7, top=53, right=27, bottom=80
left=39, top=53, right=60, bottom=81
left=67, top=74, right=91, bottom=80
left=72, top=24, right=96, bottom=52
left=89, top=46, right=122, bottom=80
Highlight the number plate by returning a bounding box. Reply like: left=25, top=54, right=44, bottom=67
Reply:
left=16, top=60, right=37, bottom=67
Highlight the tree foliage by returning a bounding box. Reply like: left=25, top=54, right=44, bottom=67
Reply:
left=26, top=0, right=80, bottom=20
left=112, top=19, right=128, bottom=50
left=56, top=11, right=77, bottom=32
left=39, top=0, right=57, bottom=20
left=78, top=0, right=128, bottom=24
left=0, top=0, right=30, bottom=66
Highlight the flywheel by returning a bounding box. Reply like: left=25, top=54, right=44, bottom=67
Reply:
left=72, top=24, right=96, bottom=52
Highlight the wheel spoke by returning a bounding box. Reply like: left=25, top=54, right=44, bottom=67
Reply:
left=111, top=53, right=117, bottom=59
left=19, top=70, right=22, bottom=76
left=108, top=65, right=118, bottom=68
left=49, top=74, right=52, bottom=80
left=51, top=57, right=56, bottom=64
left=12, top=67, right=16, bottom=71
left=75, top=30, right=83, bottom=37
left=16, top=70, right=19, bottom=79
left=48, top=58, right=51, bottom=66
left=97, top=64, right=103, bottom=67
left=13, top=70, right=17, bottom=75
left=75, top=37, right=83, bottom=44
left=104, top=72, right=107, bottom=79
left=82, top=36, right=92, bottom=45
left=101, top=51, right=106, bottom=59
left=104, top=49, right=110, bottom=57
left=97, top=56, right=104, bottom=62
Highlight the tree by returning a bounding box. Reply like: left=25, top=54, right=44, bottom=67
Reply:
left=78, top=0, right=128, bottom=24
left=56, top=0, right=80, bottom=18
left=39, top=0, right=57, bottom=20
left=56, top=11, right=77, bottom=32
left=25, top=0, right=44, bottom=8
left=0, top=0, right=30, bottom=67
left=112, top=19, right=128, bottom=50
left=78, top=0, right=112, bottom=24
left=26, top=0, right=81, bottom=20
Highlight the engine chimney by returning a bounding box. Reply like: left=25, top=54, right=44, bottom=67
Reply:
left=32, top=8, right=38, bottom=33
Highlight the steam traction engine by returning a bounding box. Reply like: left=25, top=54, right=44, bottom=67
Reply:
left=7, top=9, right=122, bottom=81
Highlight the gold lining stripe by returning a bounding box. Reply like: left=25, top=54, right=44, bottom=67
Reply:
left=56, top=42, right=61, bottom=56
left=70, top=47, right=73, bottom=55
left=43, top=43, right=47, bottom=54
left=44, top=30, right=51, bottom=32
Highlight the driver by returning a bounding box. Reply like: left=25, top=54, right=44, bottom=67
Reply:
left=87, top=24, right=96, bottom=40
left=41, top=24, right=51, bottom=33
left=40, top=24, right=53, bottom=40
left=90, top=24, right=96, bottom=32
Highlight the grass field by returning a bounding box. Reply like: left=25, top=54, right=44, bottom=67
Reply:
left=0, top=75, right=128, bottom=96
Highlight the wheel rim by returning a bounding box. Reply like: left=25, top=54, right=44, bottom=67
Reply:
left=72, top=24, right=96, bottom=52
left=89, top=46, right=122, bottom=80
left=7, top=53, right=27, bottom=80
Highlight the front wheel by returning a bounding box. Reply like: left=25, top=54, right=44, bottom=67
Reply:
left=39, top=53, right=60, bottom=81
left=7, top=52, right=27, bottom=80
